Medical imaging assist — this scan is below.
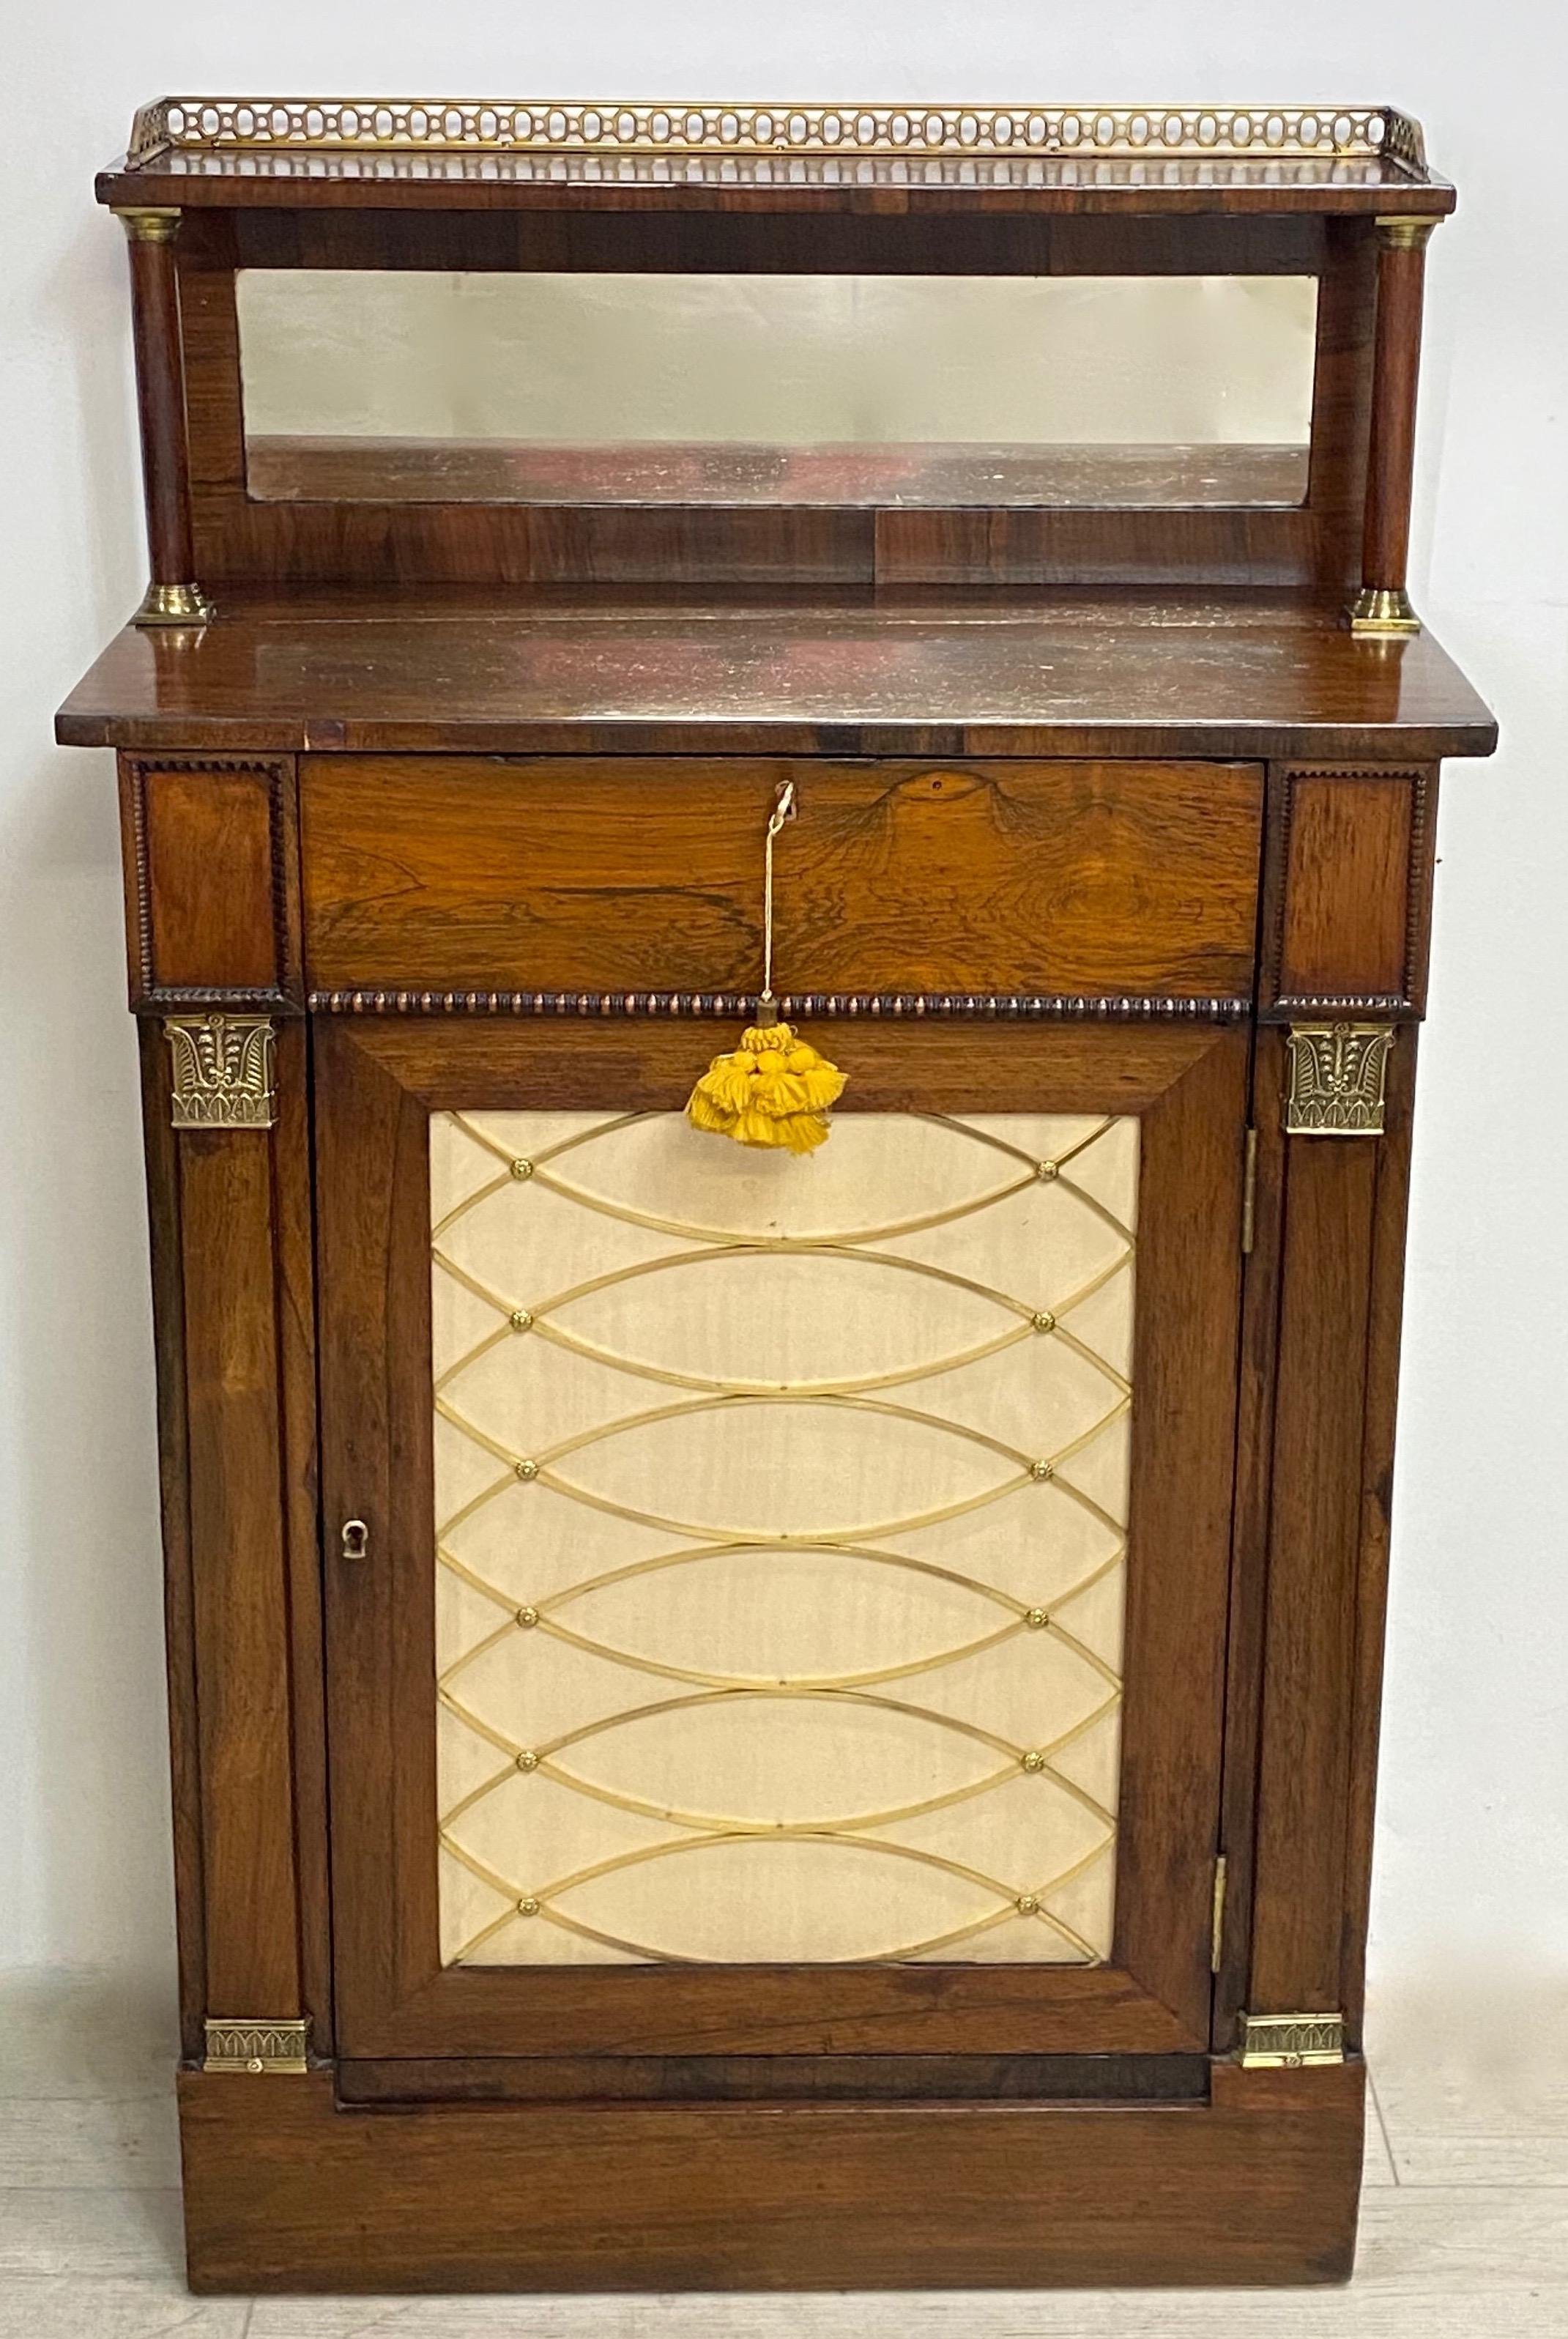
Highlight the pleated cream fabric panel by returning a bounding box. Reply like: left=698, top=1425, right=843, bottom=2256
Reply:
left=431, top=1108, right=1137, bottom=1967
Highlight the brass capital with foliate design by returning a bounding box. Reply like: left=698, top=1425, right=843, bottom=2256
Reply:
left=1284, top=1023, right=1394, bottom=1137
left=165, top=1015, right=278, bottom=1129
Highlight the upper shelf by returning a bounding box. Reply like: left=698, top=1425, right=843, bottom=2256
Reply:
left=53, top=590, right=1498, bottom=763
left=100, top=97, right=1454, bottom=215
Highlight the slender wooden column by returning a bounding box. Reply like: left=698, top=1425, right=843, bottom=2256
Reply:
left=1244, top=1017, right=1412, bottom=2060
left=1348, top=217, right=1438, bottom=637
left=160, top=1015, right=310, bottom=2072
left=113, top=207, right=212, bottom=627
left=1248, top=1121, right=1381, bottom=2022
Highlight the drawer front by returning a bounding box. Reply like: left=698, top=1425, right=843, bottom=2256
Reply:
left=302, top=755, right=1263, bottom=1001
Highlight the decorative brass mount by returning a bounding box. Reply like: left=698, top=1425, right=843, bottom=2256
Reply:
left=1375, top=213, right=1440, bottom=251
left=165, top=1015, right=278, bottom=1129
left=126, top=97, right=1428, bottom=169
left=203, top=2017, right=310, bottom=2074
left=1284, top=1023, right=1394, bottom=1137
left=1349, top=586, right=1422, bottom=639
left=112, top=204, right=181, bottom=242
left=1236, top=2012, right=1345, bottom=2069
left=133, top=582, right=215, bottom=628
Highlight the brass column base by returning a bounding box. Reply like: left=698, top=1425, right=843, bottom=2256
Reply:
left=1237, top=2011, right=1346, bottom=2069
left=134, top=580, right=215, bottom=627
left=1348, top=585, right=1421, bottom=637
left=203, top=2017, right=310, bottom=2074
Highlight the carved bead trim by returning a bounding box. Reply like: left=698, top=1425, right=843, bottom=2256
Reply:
left=1284, top=1023, right=1394, bottom=1137
left=308, top=989, right=1252, bottom=1023
left=203, top=2017, right=309, bottom=2074
left=166, top=1015, right=278, bottom=1128
left=1403, top=768, right=1435, bottom=1003
left=1272, top=993, right=1410, bottom=1013
left=1236, top=2012, right=1345, bottom=2069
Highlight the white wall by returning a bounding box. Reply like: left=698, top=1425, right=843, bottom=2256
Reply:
left=4, top=4, right=1565, bottom=2009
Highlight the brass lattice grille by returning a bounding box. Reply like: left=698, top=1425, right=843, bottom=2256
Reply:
left=130, top=97, right=1424, bottom=170
left=431, top=1108, right=1137, bottom=1966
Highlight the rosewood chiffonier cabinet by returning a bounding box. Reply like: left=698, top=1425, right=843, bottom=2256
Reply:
left=56, top=96, right=1495, bottom=2293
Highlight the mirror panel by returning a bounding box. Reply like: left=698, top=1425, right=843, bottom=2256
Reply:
left=237, top=270, right=1318, bottom=509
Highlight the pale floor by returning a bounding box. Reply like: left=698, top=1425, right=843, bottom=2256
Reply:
left=1, top=1970, right=1565, bottom=2335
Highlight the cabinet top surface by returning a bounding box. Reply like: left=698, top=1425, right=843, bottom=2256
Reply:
left=55, top=592, right=1495, bottom=761
left=101, top=96, right=1452, bottom=215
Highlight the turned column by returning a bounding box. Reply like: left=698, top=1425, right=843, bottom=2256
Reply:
left=113, top=207, right=212, bottom=627
left=1349, top=215, right=1440, bottom=637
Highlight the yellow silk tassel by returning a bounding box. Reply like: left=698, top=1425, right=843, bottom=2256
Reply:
left=685, top=778, right=847, bottom=1151
left=687, top=1015, right=846, bottom=1153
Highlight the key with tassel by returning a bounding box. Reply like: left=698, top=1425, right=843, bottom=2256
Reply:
left=685, top=779, right=847, bottom=1152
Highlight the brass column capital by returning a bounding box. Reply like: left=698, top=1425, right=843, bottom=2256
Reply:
left=112, top=204, right=182, bottom=242
left=1284, top=1023, right=1394, bottom=1137
left=1374, top=214, right=1440, bottom=251
left=166, top=1015, right=278, bottom=1129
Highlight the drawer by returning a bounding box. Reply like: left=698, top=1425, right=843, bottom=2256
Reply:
left=302, top=755, right=1263, bottom=1001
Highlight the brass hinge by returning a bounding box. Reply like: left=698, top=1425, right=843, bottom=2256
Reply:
left=1240, top=1130, right=1258, bottom=1253
left=1236, top=2011, right=1345, bottom=2069
left=1211, top=1854, right=1228, bottom=1973
left=203, top=2017, right=310, bottom=2074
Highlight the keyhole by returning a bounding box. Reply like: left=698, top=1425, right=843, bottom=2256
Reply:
left=341, top=1518, right=369, bottom=1560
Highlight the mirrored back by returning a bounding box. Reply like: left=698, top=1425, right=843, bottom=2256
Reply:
left=237, top=270, right=1318, bottom=510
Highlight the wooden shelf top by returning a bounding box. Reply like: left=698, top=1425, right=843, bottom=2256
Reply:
left=99, top=97, right=1452, bottom=217
left=56, top=592, right=1495, bottom=762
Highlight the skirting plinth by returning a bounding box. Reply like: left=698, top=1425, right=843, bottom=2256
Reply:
left=178, top=2058, right=1364, bottom=2292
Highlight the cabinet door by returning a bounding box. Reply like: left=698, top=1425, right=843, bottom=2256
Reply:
left=318, top=1015, right=1247, bottom=2060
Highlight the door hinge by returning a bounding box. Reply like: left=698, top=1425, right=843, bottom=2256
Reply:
left=1240, top=1130, right=1258, bottom=1255
left=1211, top=1853, right=1228, bottom=1973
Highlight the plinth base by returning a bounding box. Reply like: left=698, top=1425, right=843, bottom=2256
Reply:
left=178, top=2058, right=1364, bottom=2292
